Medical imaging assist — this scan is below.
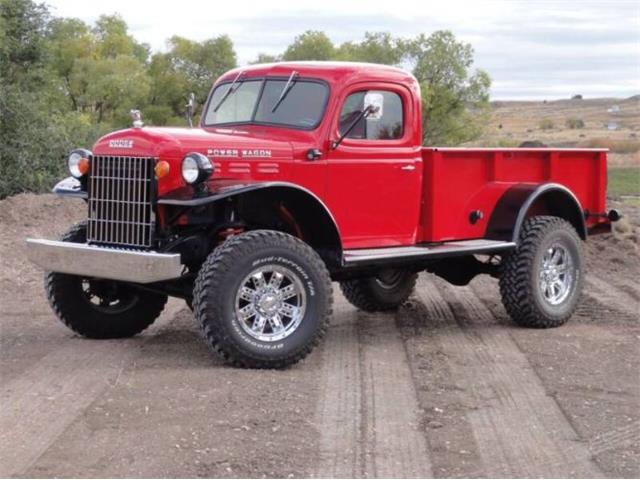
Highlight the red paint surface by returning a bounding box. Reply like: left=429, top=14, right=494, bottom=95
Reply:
left=91, top=62, right=609, bottom=249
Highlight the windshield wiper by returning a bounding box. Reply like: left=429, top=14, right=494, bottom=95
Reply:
left=331, top=104, right=379, bottom=150
left=271, top=71, right=299, bottom=113
left=213, top=71, right=245, bottom=112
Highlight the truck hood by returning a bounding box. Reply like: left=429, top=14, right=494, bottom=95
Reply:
left=92, top=126, right=295, bottom=195
left=93, top=126, right=293, bottom=161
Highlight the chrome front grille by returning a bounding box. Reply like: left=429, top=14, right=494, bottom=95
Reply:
left=87, top=156, right=155, bottom=248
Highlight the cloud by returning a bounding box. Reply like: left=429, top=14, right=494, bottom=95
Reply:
left=45, top=0, right=640, bottom=99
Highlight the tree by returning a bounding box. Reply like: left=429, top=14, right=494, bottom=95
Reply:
left=407, top=31, right=491, bottom=145
left=47, top=14, right=151, bottom=124
left=71, top=55, right=151, bottom=123
left=147, top=35, right=236, bottom=125
left=282, top=30, right=334, bottom=61
left=251, top=52, right=281, bottom=64
left=0, top=0, right=67, bottom=197
left=47, top=18, right=95, bottom=110
left=93, top=14, right=149, bottom=62
left=0, top=0, right=50, bottom=85
left=336, top=32, right=404, bottom=65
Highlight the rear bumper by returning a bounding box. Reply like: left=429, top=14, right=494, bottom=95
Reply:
left=26, top=239, right=182, bottom=284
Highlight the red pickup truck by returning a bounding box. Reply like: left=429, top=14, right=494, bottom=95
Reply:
left=27, top=62, right=618, bottom=368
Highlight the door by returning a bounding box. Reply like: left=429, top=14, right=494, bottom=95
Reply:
left=326, top=83, right=423, bottom=249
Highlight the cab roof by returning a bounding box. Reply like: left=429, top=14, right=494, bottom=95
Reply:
left=216, top=61, right=418, bottom=88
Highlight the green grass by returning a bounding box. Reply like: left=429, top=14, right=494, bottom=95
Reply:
left=623, top=197, right=640, bottom=207
left=608, top=167, right=640, bottom=197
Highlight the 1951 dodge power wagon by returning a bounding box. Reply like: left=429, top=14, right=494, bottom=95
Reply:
left=27, top=62, right=618, bottom=368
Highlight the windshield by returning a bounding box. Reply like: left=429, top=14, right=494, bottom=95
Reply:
left=203, top=78, right=329, bottom=129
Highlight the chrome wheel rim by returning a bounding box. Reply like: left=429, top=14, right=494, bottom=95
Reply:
left=539, top=244, right=574, bottom=306
left=374, top=269, right=405, bottom=289
left=234, top=265, right=307, bottom=342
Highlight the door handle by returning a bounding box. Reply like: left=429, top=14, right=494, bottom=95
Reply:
left=400, top=165, right=416, bottom=171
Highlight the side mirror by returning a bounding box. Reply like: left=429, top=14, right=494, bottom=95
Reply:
left=363, top=92, right=384, bottom=120
left=186, top=92, right=196, bottom=128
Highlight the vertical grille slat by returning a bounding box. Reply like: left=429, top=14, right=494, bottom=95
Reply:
left=88, top=155, right=155, bottom=249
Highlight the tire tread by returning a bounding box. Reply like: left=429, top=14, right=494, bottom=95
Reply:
left=499, top=215, right=582, bottom=328
left=193, top=230, right=332, bottom=368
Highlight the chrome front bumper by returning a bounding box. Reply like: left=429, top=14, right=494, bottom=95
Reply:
left=26, top=239, right=182, bottom=284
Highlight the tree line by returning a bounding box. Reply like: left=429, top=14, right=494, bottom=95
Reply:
left=0, top=0, right=490, bottom=198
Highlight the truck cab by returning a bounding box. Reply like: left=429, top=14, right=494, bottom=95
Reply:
left=27, top=62, right=617, bottom=368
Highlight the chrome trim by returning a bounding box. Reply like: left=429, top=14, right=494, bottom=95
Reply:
left=343, top=239, right=515, bottom=267
left=52, top=176, right=87, bottom=199
left=234, top=264, right=307, bottom=342
left=88, top=155, right=155, bottom=248
left=26, top=239, right=182, bottom=284
left=539, top=243, right=574, bottom=305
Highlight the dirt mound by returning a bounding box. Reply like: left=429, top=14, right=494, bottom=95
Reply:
left=0, top=194, right=84, bottom=308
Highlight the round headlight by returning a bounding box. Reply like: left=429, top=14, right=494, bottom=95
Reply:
left=68, top=149, right=92, bottom=178
left=181, top=152, right=213, bottom=185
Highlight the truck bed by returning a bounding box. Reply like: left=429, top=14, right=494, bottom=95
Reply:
left=419, top=147, right=608, bottom=243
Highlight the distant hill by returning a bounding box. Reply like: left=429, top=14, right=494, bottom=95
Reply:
left=474, top=96, right=640, bottom=166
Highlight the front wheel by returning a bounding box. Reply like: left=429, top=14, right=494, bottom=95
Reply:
left=193, top=230, right=332, bottom=368
left=500, top=216, right=584, bottom=328
left=45, top=223, right=168, bottom=338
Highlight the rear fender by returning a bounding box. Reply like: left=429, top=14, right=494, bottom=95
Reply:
left=486, top=183, right=587, bottom=244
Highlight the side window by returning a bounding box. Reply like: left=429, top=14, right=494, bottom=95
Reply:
left=338, top=90, right=404, bottom=140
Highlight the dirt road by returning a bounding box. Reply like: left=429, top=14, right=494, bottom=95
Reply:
left=1, top=194, right=638, bottom=478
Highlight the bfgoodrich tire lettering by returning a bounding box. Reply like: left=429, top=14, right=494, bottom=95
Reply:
left=500, top=215, right=584, bottom=328
left=193, top=230, right=332, bottom=368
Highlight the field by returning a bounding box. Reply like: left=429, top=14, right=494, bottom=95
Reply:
left=477, top=95, right=640, bottom=170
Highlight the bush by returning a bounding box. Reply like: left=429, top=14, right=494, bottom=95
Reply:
left=0, top=85, right=107, bottom=198
left=539, top=118, right=554, bottom=130
left=565, top=118, right=585, bottom=129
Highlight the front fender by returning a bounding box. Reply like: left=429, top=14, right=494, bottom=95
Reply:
left=158, top=180, right=302, bottom=207
left=158, top=179, right=343, bottom=253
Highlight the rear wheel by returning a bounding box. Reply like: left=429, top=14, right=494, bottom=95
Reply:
left=340, top=269, right=417, bottom=312
left=500, top=216, right=583, bottom=328
left=193, top=230, right=332, bottom=368
left=45, top=222, right=168, bottom=338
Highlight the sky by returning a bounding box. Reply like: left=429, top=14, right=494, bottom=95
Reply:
left=45, top=0, right=640, bottom=100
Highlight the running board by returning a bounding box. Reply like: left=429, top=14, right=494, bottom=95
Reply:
left=342, top=239, right=515, bottom=268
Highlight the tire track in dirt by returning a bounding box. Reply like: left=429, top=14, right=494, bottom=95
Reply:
left=413, top=275, right=603, bottom=478
left=0, top=301, right=184, bottom=477
left=313, top=291, right=432, bottom=478
left=471, top=275, right=639, bottom=475
left=584, top=276, right=639, bottom=319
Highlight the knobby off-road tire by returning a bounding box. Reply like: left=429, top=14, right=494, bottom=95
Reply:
left=500, top=215, right=584, bottom=328
left=340, top=269, right=418, bottom=312
left=193, top=230, right=333, bottom=368
left=45, top=222, right=168, bottom=338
